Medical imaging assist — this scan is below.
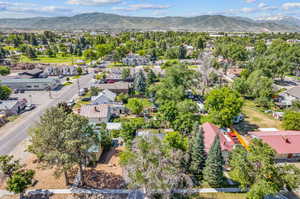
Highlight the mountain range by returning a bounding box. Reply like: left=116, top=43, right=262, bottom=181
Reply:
left=0, top=13, right=299, bottom=32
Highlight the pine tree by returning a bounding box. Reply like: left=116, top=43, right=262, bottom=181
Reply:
left=134, top=70, right=146, bottom=94
left=203, top=136, right=224, bottom=187
left=178, top=45, right=187, bottom=59
left=190, top=124, right=206, bottom=184
left=146, top=69, right=157, bottom=85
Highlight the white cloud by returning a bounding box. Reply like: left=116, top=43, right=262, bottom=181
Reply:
left=112, top=4, right=170, bottom=11
left=0, top=1, right=74, bottom=17
left=245, top=0, right=256, bottom=3
left=67, top=0, right=122, bottom=6
left=282, top=2, right=300, bottom=10
left=240, top=7, right=257, bottom=13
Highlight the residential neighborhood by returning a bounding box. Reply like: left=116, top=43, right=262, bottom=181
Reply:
left=0, top=11, right=299, bottom=199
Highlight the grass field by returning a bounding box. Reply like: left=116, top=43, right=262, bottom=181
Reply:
left=241, top=100, right=282, bottom=130
left=63, top=81, right=73, bottom=86
left=20, top=55, right=84, bottom=65
left=196, top=193, right=246, bottom=199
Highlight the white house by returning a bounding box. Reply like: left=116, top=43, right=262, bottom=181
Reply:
left=91, top=89, right=117, bottom=105
left=122, top=53, right=150, bottom=66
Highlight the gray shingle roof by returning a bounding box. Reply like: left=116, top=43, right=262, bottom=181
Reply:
left=286, top=86, right=300, bottom=99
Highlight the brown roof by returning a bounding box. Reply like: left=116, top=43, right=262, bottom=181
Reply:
left=79, top=104, right=110, bottom=119
left=94, top=82, right=131, bottom=90
left=227, top=68, right=243, bottom=76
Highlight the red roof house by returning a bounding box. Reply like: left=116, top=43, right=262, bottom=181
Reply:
left=249, top=131, right=300, bottom=159
left=202, top=122, right=235, bottom=154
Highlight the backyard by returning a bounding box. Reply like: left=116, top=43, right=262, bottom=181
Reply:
left=234, top=100, right=283, bottom=134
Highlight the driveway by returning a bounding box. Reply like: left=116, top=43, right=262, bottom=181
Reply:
left=0, top=73, right=93, bottom=156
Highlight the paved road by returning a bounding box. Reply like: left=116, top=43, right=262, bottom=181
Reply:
left=0, top=74, right=93, bottom=155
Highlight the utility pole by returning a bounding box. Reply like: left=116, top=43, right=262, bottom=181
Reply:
left=77, top=78, right=80, bottom=95
left=29, top=94, right=32, bottom=104
left=48, top=86, right=52, bottom=99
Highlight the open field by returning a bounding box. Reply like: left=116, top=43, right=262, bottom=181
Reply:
left=19, top=56, right=83, bottom=65
left=235, top=100, right=282, bottom=134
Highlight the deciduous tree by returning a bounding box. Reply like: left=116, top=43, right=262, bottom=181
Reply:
left=229, top=139, right=300, bottom=199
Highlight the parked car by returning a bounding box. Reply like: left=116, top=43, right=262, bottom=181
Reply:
left=24, top=104, right=36, bottom=111
left=81, top=97, right=91, bottom=102
left=79, top=88, right=86, bottom=96
left=67, top=99, right=75, bottom=107
left=233, top=114, right=244, bottom=124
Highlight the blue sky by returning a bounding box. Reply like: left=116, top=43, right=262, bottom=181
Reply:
left=0, top=0, right=300, bottom=19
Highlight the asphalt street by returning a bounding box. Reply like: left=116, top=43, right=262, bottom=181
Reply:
left=0, top=74, right=93, bottom=155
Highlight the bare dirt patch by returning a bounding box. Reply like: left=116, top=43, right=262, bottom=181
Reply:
left=0, top=153, right=67, bottom=190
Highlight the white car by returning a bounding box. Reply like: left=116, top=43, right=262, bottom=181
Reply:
left=67, top=99, right=75, bottom=107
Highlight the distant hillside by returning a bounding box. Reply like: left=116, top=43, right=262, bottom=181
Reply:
left=257, top=16, right=300, bottom=29
left=0, top=13, right=298, bottom=32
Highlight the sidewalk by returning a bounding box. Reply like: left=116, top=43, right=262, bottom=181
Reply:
left=1, top=188, right=299, bottom=198
left=0, top=187, right=242, bottom=198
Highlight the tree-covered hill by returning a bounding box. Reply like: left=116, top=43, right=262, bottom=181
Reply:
left=0, top=13, right=298, bottom=32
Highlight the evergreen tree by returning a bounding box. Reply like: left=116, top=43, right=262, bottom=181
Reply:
left=150, top=48, right=157, bottom=62
left=203, top=136, right=224, bottom=187
left=146, top=69, right=157, bottom=85
left=26, top=46, right=37, bottom=59
left=178, top=44, right=187, bottom=59
left=190, top=125, right=206, bottom=184
left=133, top=70, right=146, bottom=94
left=196, top=37, right=205, bottom=49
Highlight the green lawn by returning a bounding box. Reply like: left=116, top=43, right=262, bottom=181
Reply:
left=20, top=55, right=84, bottom=65
left=71, top=75, right=81, bottom=80
left=107, top=62, right=126, bottom=68
left=6, top=115, right=19, bottom=122
left=63, top=81, right=73, bottom=86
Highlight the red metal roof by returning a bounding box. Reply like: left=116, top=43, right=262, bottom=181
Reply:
left=202, top=122, right=235, bottom=152
left=249, top=131, right=300, bottom=154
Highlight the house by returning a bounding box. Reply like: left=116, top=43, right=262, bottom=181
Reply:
left=202, top=122, right=235, bottom=160
left=136, top=130, right=165, bottom=140
left=92, top=82, right=131, bottom=94
left=0, top=99, right=27, bottom=116
left=78, top=104, right=111, bottom=124
left=91, top=89, right=117, bottom=105
left=122, top=53, right=150, bottom=66
left=0, top=78, right=61, bottom=91
left=43, top=66, right=84, bottom=76
left=18, top=69, right=44, bottom=78
left=227, top=68, right=243, bottom=77
left=109, top=104, right=126, bottom=115
left=106, top=122, right=122, bottom=131
left=249, top=130, right=300, bottom=159
left=285, top=86, right=300, bottom=101
left=276, top=85, right=300, bottom=108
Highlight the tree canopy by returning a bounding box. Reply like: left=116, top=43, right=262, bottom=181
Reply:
left=229, top=139, right=300, bottom=199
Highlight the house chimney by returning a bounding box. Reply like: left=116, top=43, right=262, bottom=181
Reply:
left=282, top=136, right=290, bottom=143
